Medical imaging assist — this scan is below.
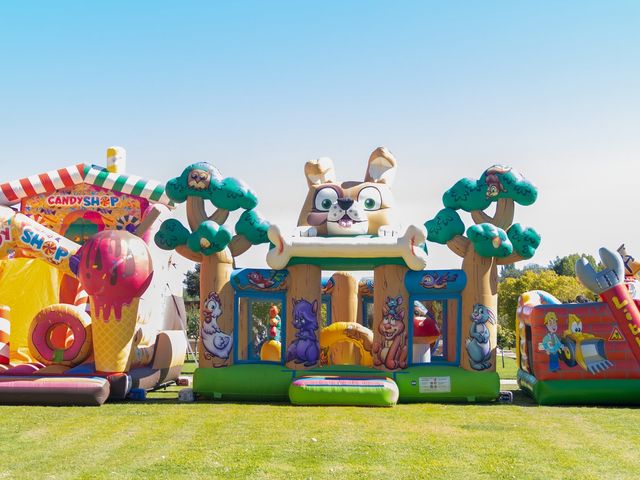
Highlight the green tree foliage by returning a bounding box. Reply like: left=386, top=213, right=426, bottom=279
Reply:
left=442, top=165, right=538, bottom=212
left=507, top=224, right=541, bottom=259
left=497, top=322, right=516, bottom=350
left=184, top=264, right=200, bottom=299
left=154, top=219, right=190, bottom=250
left=467, top=223, right=512, bottom=258
left=185, top=301, right=201, bottom=339
left=155, top=162, right=270, bottom=258
left=425, top=208, right=465, bottom=244
left=165, top=162, right=258, bottom=210
left=499, top=263, right=522, bottom=280
left=497, top=270, right=596, bottom=347
left=549, top=253, right=598, bottom=277
left=425, top=165, right=540, bottom=261
left=235, top=209, right=271, bottom=245
left=186, top=221, right=232, bottom=255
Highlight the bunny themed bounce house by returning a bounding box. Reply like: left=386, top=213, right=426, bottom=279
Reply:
left=4, top=145, right=638, bottom=407
left=0, top=148, right=187, bottom=405
left=154, top=147, right=542, bottom=406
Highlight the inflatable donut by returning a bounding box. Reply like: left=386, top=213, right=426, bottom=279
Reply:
left=28, top=304, right=92, bottom=366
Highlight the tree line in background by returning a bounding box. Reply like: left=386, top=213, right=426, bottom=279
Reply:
left=496, top=253, right=599, bottom=349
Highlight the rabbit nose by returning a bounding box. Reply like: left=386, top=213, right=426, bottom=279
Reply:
left=337, top=198, right=353, bottom=210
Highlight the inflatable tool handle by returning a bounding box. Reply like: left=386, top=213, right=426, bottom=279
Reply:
left=600, top=284, right=640, bottom=363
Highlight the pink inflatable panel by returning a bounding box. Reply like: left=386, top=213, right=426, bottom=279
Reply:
left=0, top=376, right=110, bottom=406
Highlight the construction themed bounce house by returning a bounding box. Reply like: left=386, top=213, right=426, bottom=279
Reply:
left=0, top=148, right=187, bottom=405
left=516, top=246, right=640, bottom=405
left=155, top=147, right=542, bottom=406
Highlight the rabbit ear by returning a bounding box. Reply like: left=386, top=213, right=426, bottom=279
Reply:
left=312, top=300, right=318, bottom=314
left=305, top=157, right=336, bottom=187
left=365, top=147, right=397, bottom=185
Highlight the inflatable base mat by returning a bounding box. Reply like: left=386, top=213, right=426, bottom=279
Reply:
left=518, top=369, right=640, bottom=406
left=289, top=376, right=399, bottom=407
left=66, top=364, right=131, bottom=400
left=0, top=376, right=110, bottom=406
left=194, top=364, right=500, bottom=403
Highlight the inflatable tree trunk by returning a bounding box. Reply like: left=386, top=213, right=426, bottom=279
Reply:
left=327, top=272, right=358, bottom=364
left=372, top=264, right=410, bottom=372
left=446, top=200, right=529, bottom=373
left=329, top=272, right=357, bottom=324
left=199, top=252, right=235, bottom=368
left=457, top=244, right=499, bottom=372
left=154, top=162, right=271, bottom=369
left=285, top=264, right=322, bottom=370
left=425, top=167, right=541, bottom=373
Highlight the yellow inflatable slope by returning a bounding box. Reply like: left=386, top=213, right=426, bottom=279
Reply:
left=0, top=259, right=62, bottom=363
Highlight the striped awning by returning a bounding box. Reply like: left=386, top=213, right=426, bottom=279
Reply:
left=0, top=163, right=171, bottom=206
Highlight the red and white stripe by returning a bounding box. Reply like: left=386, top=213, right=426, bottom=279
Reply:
left=74, top=286, right=91, bottom=314
left=0, top=305, right=10, bottom=364
left=0, top=164, right=85, bottom=206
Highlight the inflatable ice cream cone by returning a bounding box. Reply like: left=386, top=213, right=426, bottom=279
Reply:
left=76, top=230, right=153, bottom=373
left=91, top=297, right=141, bottom=372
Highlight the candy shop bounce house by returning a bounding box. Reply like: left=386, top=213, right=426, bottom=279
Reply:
left=516, top=246, right=640, bottom=405
left=155, top=148, right=541, bottom=406
left=0, top=148, right=187, bottom=405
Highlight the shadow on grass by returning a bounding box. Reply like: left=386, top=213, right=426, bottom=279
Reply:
left=130, top=387, right=542, bottom=408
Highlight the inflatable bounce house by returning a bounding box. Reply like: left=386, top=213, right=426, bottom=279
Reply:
left=0, top=148, right=187, bottom=405
left=517, top=246, right=640, bottom=405
left=156, top=147, right=541, bottom=406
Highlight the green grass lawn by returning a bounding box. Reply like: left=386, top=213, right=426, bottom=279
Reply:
left=496, top=351, right=518, bottom=380
left=2, top=388, right=639, bottom=479
left=2, top=357, right=640, bottom=480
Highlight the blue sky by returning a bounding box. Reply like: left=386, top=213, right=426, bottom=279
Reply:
left=1, top=1, right=638, bottom=269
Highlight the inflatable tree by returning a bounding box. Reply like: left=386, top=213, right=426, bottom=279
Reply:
left=155, top=163, right=270, bottom=367
left=425, top=165, right=540, bottom=372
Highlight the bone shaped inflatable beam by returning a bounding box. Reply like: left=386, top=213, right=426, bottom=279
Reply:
left=266, top=224, right=428, bottom=271
left=575, top=247, right=624, bottom=295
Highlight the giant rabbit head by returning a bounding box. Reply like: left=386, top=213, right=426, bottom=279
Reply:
left=297, top=147, right=397, bottom=236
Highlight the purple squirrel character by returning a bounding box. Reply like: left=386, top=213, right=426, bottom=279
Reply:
left=286, top=298, right=320, bottom=366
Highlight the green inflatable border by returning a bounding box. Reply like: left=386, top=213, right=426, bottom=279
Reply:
left=518, top=369, right=640, bottom=406
left=193, top=364, right=500, bottom=403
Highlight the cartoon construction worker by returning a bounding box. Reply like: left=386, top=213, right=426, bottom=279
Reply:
left=542, top=312, right=563, bottom=372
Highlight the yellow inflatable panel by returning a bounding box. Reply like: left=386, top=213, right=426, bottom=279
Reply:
left=320, top=322, right=374, bottom=367
left=0, top=259, right=62, bottom=363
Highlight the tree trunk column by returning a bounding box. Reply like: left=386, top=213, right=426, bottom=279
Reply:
left=372, top=264, right=409, bottom=371
left=285, top=264, right=322, bottom=370
left=199, top=254, right=235, bottom=368
left=330, top=272, right=357, bottom=323
left=460, top=253, right=498, bottom=372
left=329, top=272, right=358, bottom=364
